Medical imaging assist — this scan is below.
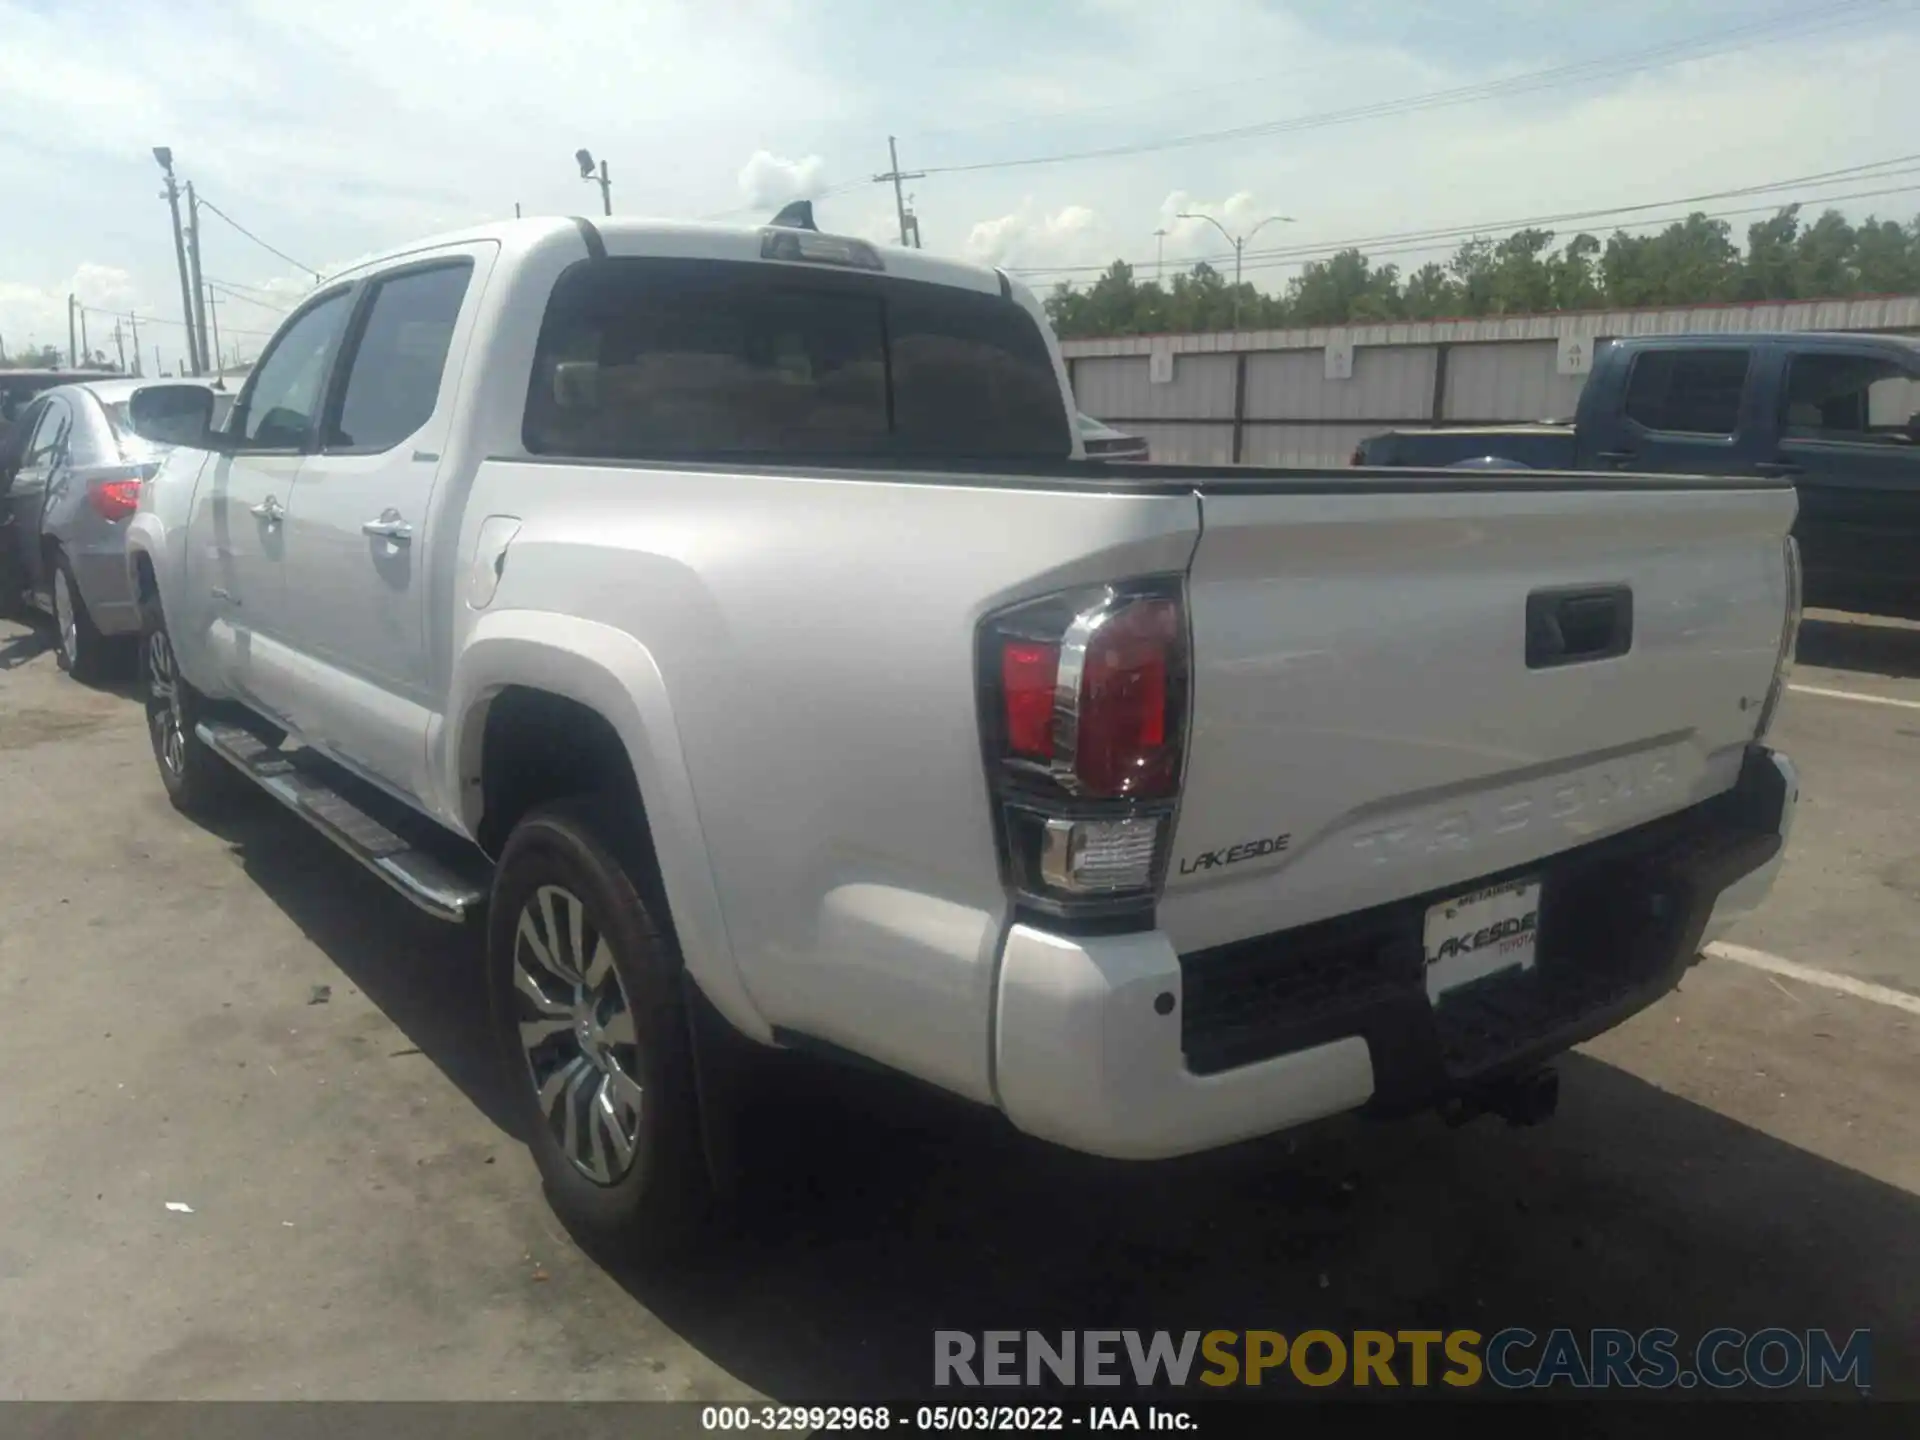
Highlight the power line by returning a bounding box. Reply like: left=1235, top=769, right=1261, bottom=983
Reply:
left=194, top=196, right=322, bottom=282
left=897, top=12, right=1534, bottom=148
left=78, top=301, right=277, bottom=340
left=204, top=274, right=290, bottom=300
left=205, top=280, right=291, bottom=315
left=1007, top=154, right=1920, bottom=278
left=919, top=0, right=1903, bottom=177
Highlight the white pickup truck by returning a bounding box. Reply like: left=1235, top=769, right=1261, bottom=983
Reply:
left=125, top=210, right=1801, bottom=1256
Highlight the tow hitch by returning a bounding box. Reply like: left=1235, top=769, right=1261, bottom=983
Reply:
left=1441, top=1066, right=1561, bottom=1129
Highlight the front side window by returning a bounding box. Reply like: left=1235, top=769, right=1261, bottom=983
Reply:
left=523, top=257, right=1070, bottom=462
left=1782, top=353, right=1920, bottom=444
left=1622, top=349, right=1750, bottom=436
left=234, top=290, right=353, bottom=449
left=328, top=262, right=473, bottom=452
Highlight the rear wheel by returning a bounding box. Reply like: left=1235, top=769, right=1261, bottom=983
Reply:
left=51, top=553, right=107, bottom=682
left=141, top=600, right=241, bottom=816
left=487, top=797, right=709, bottom=1259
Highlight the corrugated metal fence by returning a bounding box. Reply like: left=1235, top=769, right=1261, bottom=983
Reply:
left=1059, top=294, right=1920, bottom=467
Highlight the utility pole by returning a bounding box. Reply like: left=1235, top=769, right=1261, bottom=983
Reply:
left=154, top=148, right=202, bottom=376
left=1154, top=228, right=1167, bottom=282
left=129, top=312, right=142, bottom=376
left=187, top=182, right=211, bottom=376
left=67, top=294, right=77, bottom=366
left=1174, top=211, right=1296, bottom=331
left=154, top=344, right=163, bottom=377
left=207, top=291, right=224, bottom=376
left=514, top=202, right=521, bottom=218
left=874, top=137, right=926, bottom=248
left=79, top=306, right=89, bottom=365
left=114, top=318, right=126, bottom=372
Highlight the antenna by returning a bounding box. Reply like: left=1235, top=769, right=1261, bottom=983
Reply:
left=769, top=200, right=818, bottom=231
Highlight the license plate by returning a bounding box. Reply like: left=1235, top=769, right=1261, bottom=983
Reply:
left=1423, top=877, right=1542, bottom=1004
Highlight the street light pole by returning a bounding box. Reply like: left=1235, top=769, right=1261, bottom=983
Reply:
left=1174, top=212, right=1296, bottom=331
left=575, top=149, right=612, bottom=215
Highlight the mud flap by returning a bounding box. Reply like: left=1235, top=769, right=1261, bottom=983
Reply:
left=681, top=973, right=752, bottom=1204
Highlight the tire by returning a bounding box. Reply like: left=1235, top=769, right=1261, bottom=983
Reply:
left=140, top=598, right=243, bottom=816
left=51, top=552, right=109, bottom=682
left=487, top=797, right=709, bottom=1260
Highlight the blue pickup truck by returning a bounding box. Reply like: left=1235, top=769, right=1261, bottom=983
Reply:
left=1354, top=332, right=1920, bottom=616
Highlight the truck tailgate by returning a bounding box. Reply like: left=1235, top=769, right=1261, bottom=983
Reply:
left=1160, top=478, right=1795, bottom=955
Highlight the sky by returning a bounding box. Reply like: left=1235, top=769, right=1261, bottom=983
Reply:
left=1, top=0, right=1916, bottom=367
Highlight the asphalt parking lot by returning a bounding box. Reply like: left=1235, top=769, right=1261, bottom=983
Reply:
left=0, top=609, right=1915, bottom=1402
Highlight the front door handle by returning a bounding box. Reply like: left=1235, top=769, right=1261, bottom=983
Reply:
left=362, top=510, right=413, bottom=545
left=1754, top=460, right=1804, bottom=477
left=1594, top=449, right=1637, bottom=469
left=250, top=495, right=284, bottom=525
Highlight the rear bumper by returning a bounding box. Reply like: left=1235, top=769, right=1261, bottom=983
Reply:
left=993, top=745, right=1796, bottom=1160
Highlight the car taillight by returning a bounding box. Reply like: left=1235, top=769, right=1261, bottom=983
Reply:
left=978, top=577, right=1189, bottom=920
left=87, top=467, right=154, bottom=520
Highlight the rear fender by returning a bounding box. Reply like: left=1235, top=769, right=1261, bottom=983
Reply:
left=443, top=610, right=766, bottom=1042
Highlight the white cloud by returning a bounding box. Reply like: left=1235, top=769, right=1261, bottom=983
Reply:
left=738, top=151, right=828, bottom=208
left=966, top=202, right=1102, bottom=268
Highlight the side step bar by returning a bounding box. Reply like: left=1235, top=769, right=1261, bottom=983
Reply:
left=195, top=721, right=490, bottom=923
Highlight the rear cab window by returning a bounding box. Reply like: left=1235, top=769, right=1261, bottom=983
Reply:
left=1621, top=348, right=1751, bottom=435
left=522, top=257, right=1071, bottom=462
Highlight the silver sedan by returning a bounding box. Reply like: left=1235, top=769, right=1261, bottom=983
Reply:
left=0, top=377, right=233, bottom=679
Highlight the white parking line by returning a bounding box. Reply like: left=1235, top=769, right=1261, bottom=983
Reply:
left=1704, top=941, right=1920, bottom=1016
left=1787, top=683, right=1920, bottom=711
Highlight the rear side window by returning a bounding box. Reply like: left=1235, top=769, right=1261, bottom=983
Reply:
left=328, top=262, right=473, bottom=452
left=1781, top=352, right=1920, bottom=443
left=1622, top=349, right=1750, bottom=435
left=523, top=257, right=1070, bottom=461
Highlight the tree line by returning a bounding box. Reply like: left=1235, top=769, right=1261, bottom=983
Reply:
left=0, top=343, right=116, bottom=370
left=1042, top=204, right=1920, bottom=339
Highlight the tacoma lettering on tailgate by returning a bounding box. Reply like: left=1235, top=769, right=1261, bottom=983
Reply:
left=1352, top=754, right=1678, bottom=866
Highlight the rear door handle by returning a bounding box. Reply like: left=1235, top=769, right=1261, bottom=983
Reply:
left=1594, top=450, right=1637, bottom=468
left=362, top=510, right=413, bottom=544
left=1754, top=460, right=1803, bottom=477
left=249, top=495, right=284, bottom=525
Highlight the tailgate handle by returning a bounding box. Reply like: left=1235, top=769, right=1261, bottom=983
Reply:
left=1527, top=585, right=1632, bottom=668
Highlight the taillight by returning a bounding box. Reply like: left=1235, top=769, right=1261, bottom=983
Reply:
left=978, top=577, right=1189, bottom=921
left=1754, top=535, right=1803, bottom=742
left=86, top=465, right=156, bottom=521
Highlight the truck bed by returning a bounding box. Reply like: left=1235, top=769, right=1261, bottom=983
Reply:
left=1350, top=425, right=1579, bottom=471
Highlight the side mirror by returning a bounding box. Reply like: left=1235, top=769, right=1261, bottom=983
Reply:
left=128, top=384, right=218, bottom=449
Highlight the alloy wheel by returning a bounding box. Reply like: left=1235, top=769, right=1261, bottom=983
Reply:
left=145, top=626, right=188, bottom=777
left=511, top=883, right=645, bottom=1185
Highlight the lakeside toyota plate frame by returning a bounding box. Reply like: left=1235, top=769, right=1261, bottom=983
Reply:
left=1424, top=877, right=1543, bottom=1003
